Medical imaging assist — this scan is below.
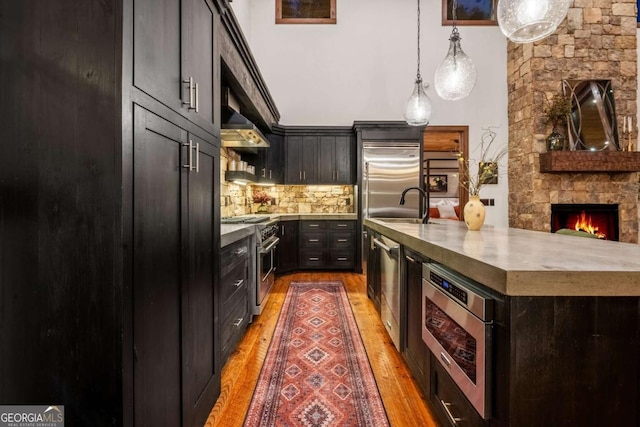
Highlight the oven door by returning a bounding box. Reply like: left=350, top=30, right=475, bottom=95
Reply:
left=257, top=237, right=279, bottom=306
left=422, top=278, right=491, bottom=419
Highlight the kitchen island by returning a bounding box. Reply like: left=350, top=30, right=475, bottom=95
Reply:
left=364, top=218, right=640, bottom=427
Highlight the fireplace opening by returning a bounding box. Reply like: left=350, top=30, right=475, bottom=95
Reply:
left=551, top=204, right=619, bottom=241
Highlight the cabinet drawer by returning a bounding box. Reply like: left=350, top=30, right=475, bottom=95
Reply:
left=300, top=232, right=326, bottom=248
left=431, top=356, right=485, bottom=427
left=220, top=260, right=248, bottom=304
left=328, top=221, right=355, bottom=231
left=327, top=250, right=355, bottom=268
left=221, top=295, right=249, bottom=352
left=300, top=221, right=326, bottom=231
left=221, top=239, right=250, bottom=277
left=328, top=232, right=355, bottom=249
left=299, top=250, right=325, bottom=268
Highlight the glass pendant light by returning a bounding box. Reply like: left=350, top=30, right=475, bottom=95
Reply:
left=404, top=0, right=432, bottom=126
left=497, top=0, right=571, bottom=43
left=434, top=0, right=477, bottom=101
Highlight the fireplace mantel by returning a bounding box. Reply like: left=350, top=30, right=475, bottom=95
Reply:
left=539, top=151, right=640, bottom=173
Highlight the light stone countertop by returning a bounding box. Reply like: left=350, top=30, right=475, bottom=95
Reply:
left=221, top=224, right=256, bottom=247
left=250, top=213, right=358, bottom=221
left=364, top=218, right=640, bottom=297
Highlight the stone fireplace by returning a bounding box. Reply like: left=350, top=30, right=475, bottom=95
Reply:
left=507, top=2, right=639, bottom=243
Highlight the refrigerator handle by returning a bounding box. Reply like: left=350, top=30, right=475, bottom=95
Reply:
left=364, top=162, right=370, bottom=218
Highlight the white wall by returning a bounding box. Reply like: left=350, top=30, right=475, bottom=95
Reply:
left=231, top=0, right=510, bottom=227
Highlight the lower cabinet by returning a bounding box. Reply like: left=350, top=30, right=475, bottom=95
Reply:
left=298, top=220, right=356, bottom=269
left=402, top=248, right=430, bottom=394
left=220, top=238, right=250, bottom=365
left=366, top=228, right=381, bottom=313
left=431, top=354, right=486, bottom=427
left=276, top=220, right=299, bottom=274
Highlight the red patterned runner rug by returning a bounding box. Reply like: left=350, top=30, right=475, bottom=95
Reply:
left=243, top=281, right=390, bottom=427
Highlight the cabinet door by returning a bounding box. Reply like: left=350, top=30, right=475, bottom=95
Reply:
left=318, top=136, right=336, bottom=183
left=133, top=0, right=181, bottom=111
left=335, top=135, right=353, bottom=184
left=301, top=135, right=318, bottom=183
left=404, top=250, right=429, bottom=394
left=266, top=133, right=284, bottom=184
left=132, top=106, right=185, bottom=427
left=182, top=134, right=220, bottom=426
left=182, top=0, right=215, bottom=132
left=285, top=136, right=303, bottom=184
left=276, top=221, right=299, bottom=273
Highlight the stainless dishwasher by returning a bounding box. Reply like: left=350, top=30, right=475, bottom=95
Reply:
left=373, top=234, right=401, bottom=351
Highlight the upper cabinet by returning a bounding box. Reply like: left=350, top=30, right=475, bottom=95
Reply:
left=284, top=127, right=354, bottom=185
left=133, top=0, right=217, bottom=136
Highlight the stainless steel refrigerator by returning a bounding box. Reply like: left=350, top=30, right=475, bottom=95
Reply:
left=361, top=142, right=421, bottom=268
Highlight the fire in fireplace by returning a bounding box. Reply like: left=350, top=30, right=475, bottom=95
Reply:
left=551, top=204, right=619, bottom=241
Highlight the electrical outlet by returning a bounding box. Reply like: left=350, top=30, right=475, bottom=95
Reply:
left=345, top=197, right=351, bottom=206
left=271, top=198, right=277, bottom=205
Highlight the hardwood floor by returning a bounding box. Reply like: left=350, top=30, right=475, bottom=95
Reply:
left=204, top=271, right=440, bottom=427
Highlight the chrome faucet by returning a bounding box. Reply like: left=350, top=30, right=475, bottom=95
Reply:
left=399, top=186, right=429, bottom=224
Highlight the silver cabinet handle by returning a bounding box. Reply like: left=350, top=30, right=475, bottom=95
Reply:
left=262, top=168, right=266, bottom=178
left=303, top=170, right=306, bottom=180
left=281, top=225, right=285, bottom=236
left=233, top=247, right=247, bottom=256
left=441, top=400, right=462, bottom=424
left=234, top=279, right=244, bottom=288
left=337, top=239, right=348, bottom=243
left=337, top=257, right=348, bottom=261
left=182, top=140, right=193, bottom=169
left=194, top=82, right=199, bottom=113
left=269, top=170, right=272, bottom=179
left=336, top=171, right=339, bottom=180
left=182, top=77, right=195, bottom=109
left=309, top=224, right=319, bottom=228
left=195, top=142, right=200, bottom=173
left=309, top=257, right=319, bottom=261
left=308, top=239, right=319, bottom=242
left=233, top=317, right=244, bottom=327
left=337, top=224, right=348, bottom=227
left=440, top=352, right=452, bottom=369
left=299, top=171, right=302, bottom=180
left=405, top=255, right=417, bottom=263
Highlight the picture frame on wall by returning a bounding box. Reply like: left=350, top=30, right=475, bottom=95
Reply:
left=428, top=175, right=449, bottom=193
left=442, top=0, right=497, bottom=26
left=276, top=0, right=336, bottom=24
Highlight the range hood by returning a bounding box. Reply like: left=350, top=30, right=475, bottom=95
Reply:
left=221, top=105, right=270, bottom=153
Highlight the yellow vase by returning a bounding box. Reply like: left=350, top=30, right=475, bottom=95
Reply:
left=463, top=195, right=486, bottom=231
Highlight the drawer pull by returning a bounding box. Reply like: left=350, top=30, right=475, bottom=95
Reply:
left=337, top=239, right=348, bottom=243
left=308, top=239, right=320, bottom=242
left=441, top=400, right=462, bottom=424
left=337, top=257, right=348, bottom=261
left=233, top=317, right=244, bottom=327
left=308, top=224, right=320, bottom=228
left=234, top=279, right=244, bottom=288
left=440, top=352, right=452, bottom=369
left=337, top=224, right=348, bottom=227
left=233, top=247, right=247, bottom=256
left=309, top=257, right=320, bottom=261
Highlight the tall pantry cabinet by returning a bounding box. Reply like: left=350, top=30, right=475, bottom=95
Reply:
left=0, top=0, right=223, bottom=426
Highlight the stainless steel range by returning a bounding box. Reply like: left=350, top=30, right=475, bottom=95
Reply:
left=253, top=219, right=279, bottom=315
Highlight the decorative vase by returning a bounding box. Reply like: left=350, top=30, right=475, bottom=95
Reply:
left=257, top=203, right=269, bottom=213
left=546, top=127, right=566, bottom=151
left=464, top=195, right=486, bottom=231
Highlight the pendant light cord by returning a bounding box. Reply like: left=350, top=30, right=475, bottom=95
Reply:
left=415, top=0, right=422, bottom=84
left=451, top=0, right=460, bottom=41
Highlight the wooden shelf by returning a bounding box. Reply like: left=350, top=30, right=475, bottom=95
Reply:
left=225, top=170, right=256, bottom=184
left=539, top=151, right=640, bottom=173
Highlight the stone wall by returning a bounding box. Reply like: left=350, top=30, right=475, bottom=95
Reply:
left=507, top=1, right=639, bottom=243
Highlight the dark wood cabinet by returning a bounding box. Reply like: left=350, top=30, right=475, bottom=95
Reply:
left=319, top=135, right=354, bottom=184
left=133, top=0, right=217, bottom=136
left=133, top=106, right=220, bottom=427
left=299, top=220, right=356, bottom=269
left=219, top=238, right=250, bottom=364
left=1, top=1, right=223, bottom=425
left=285, top=135, right=318, bottom=184
left=276, top=221, right=300, bottom=273
left=402, top=248, right=430, bottom=395
left=254, top=131, right=284, bottom=184
left=284, top=127, right=354, bottom=185
left=366, top=228, right=382, bottom=313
